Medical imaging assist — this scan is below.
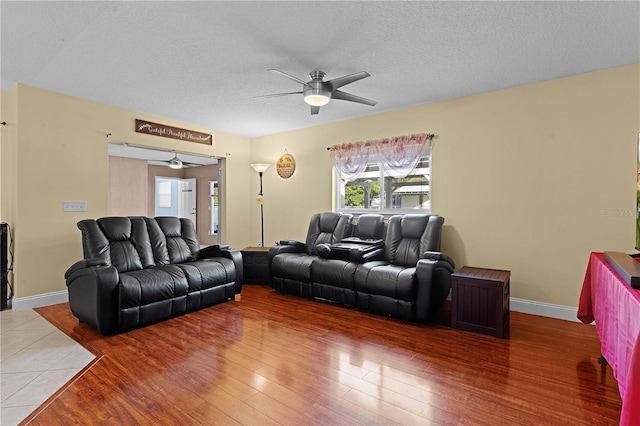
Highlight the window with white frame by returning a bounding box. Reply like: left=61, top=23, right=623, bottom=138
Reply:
left=330, top=134, right=433, bottom=213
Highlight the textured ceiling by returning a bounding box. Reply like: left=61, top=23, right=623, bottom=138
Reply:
left=1, top=1, right=639, bottom=138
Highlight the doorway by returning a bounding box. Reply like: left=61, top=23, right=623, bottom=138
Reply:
left=108, top=142, right=223, bottom=245
left=155, top=177, right=197, bottom=227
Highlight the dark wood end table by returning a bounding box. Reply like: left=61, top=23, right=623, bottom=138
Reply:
left=241, top=246, right=271, bottom=284
left=451, top=266, right=511, bottom=338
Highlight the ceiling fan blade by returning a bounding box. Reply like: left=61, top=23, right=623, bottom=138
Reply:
left=182, top=161, right=205, bottom=167
left=326, top=71, right=370, bottom=90
left=268, top=69, right=311, bottom=87
left=310, top=105, right=320, bottom=115
left=332, top=90, right=377, bottom=106
left=255, top=91, right=303, bottom=99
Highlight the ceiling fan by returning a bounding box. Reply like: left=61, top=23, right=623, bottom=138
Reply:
left=256, top=69, right=377, bottom=115
left=159, top=152, right=204, bottom=169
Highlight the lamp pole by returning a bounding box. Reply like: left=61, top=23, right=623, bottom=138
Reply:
left=250, top=163, right=271, bottom=247
left=258, top=171, right=265, bottom=246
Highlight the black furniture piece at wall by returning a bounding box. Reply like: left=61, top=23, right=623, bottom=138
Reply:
left=268, top=212, right=455, bottom=322
left=241, top=246, right=271, bottom=284
left=1, top=223, right=8, bottom=311
left=65, top=216, right=242, bottom=335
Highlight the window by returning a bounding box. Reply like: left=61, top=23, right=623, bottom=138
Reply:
left=337, top=156, right=430, bottom=212
left=157, top=180, right=172, bottom=208
left=331, top=133, right=432, bottom=214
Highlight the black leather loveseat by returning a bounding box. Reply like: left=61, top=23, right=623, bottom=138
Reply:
left=268, top=212, right=455, bottom=321
left=65, top=216, right=242, bottom=334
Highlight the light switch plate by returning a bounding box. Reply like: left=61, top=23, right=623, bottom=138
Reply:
left=63, top=201, right=86, bottom=212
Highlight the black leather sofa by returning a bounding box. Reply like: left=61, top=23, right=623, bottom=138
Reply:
left=268, top=212, right=455, bottom=321
left=65, top=216, right=242, bottom=335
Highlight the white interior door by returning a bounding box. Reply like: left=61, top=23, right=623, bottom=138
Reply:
left=209, top=180, right=219, bottom=239
left=178, top=178, right=197, bottom=228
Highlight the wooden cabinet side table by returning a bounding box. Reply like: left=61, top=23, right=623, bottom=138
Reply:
left=451, top=266, right=510, bottom=338
left=241, top=246, right=271, bottom=284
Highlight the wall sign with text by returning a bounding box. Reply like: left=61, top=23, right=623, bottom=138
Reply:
left=276, top=150, right=296, bottom=179
left=135, top=119, right=212, bottom=145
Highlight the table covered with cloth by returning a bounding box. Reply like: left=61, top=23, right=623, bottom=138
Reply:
left=578, top=252, right=640, bottom=425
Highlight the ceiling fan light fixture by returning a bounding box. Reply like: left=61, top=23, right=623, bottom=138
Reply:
left=168, top=154, right=183, bottom=169
left=303, top=88, right=331, bottom=106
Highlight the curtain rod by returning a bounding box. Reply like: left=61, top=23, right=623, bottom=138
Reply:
left=105, top=133, right=219, bottom=158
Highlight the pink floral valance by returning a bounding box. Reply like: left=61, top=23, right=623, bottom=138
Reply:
left=329, top=133, right=433, bottom=181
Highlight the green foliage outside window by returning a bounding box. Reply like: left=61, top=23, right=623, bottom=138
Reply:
left=344, top=181, right=380, bottom=207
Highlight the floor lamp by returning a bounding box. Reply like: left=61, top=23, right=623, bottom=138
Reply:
left=250, top=163, right=271, bottom=247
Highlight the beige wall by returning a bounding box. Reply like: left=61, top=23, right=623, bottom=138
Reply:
left=1, top=65, right=638, bottom=309
left=0, top=87, right=18, bottom=236
left=250, top=64, right=640, bottom=308
left=108, top=156, right=148, bottom=216
left=1, top=84, right=251, bottom=299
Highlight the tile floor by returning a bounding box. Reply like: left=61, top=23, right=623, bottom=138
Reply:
left=1, top=309, right=95, bottom=426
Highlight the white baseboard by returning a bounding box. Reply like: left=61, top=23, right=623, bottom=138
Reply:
left=11, top=290, right=68, bottom=311
left=7, top=290, right=580, bottom=323
left=510, top=297, right=581, bottom=323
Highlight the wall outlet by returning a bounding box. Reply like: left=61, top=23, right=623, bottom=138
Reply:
left=63, top=201, right=86, bottom=212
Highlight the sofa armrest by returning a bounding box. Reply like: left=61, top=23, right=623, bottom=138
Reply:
left=415, top=256, right=454, bottom=321
left=195, top=244, right=231, bottom=260
left=65, top=262, right=120, bottom=335
left=227, top=249, right=243, bottom=294
left=278, top=240, right=306, bottom=250
left=266, top=243, right=308, bottom=287
left=269, top=243, right=306, bottom=257
left=64, top=258, right=108, bottom=279
left=351, top=247, right=384, bottom=263
left=423, top=251, right=456, bottom=270
left=195, top=245, right=243, bottom=294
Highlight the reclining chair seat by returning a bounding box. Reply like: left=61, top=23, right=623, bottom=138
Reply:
left=270, top=253, right=316, bottom=296
left=270, top=212, right=353, bottom=297
left=118, top=264, right=188, bottom=328
left=353, top=214, right=447, bottom=320
left=354, top=262, right=416, bottom=318
left=311, top=214, right=385, bottom=306
left=310, top=260, right=358, bottom=305
left=175, top=259, right=237, bottom=309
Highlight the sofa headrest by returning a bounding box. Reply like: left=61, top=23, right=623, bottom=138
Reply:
left=78, top=217, right=149, bottom=273
left=154, top=217, right=200, bottom=264
left=97, top=217, right=132, bottom=241
left=399, top=215, right=431, bottom=239
left=318, top=212, right=342, bottom=232
left=355, top=214, right=385, bottom=240
left=155, top=216, right=182, bottom=238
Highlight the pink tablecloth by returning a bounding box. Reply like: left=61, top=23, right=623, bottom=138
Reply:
left=578, top=252, right=640, bottom=425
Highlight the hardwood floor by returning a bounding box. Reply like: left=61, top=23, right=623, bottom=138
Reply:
left=30, top=285, right=620, bottom=425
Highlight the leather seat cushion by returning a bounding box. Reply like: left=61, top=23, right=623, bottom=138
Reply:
left=176, top=258, right=236, bottom=291
left=272, top=253, right=314, bottom=282
left=177, top=259, right=237, bottom=311
left=311, top=258, right=358, bottom=305
left=311, top=258, right=357, bottom=289
left=119, top=265, right=188, bottom=309
left=354, top=263, right=417, bottom=301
